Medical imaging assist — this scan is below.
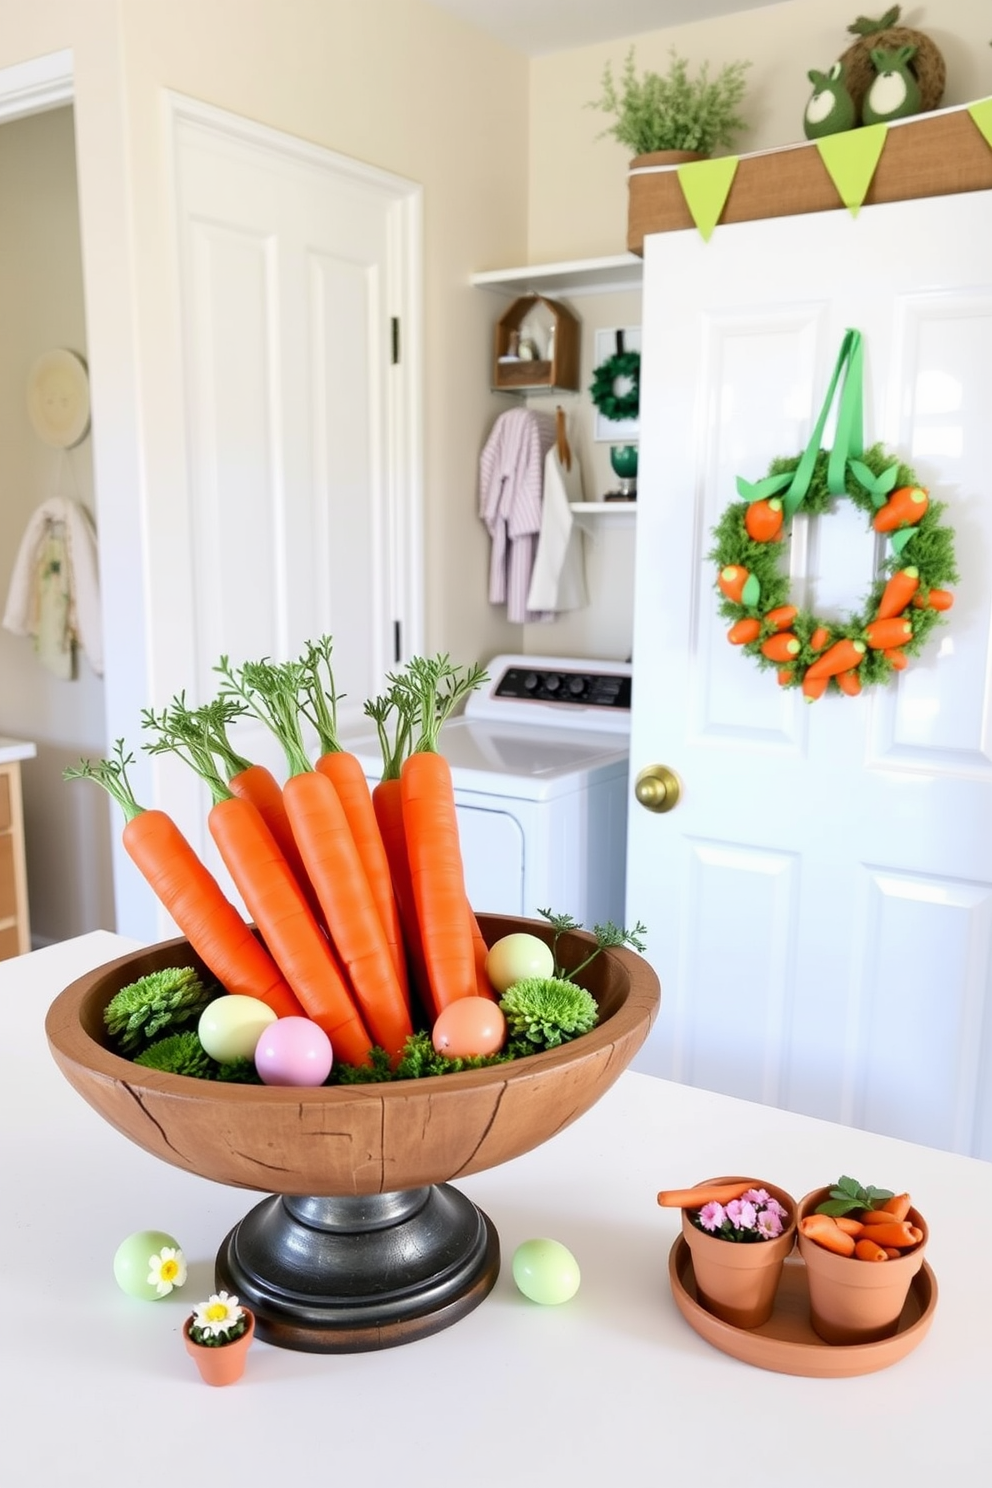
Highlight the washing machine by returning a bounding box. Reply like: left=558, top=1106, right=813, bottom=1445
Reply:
left=346, top=654, right=632, bottom=927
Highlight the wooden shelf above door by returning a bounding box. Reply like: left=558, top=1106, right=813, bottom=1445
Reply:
left=628, top=101, right=992, bottom=252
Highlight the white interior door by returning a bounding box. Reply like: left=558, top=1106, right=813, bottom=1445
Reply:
left=627, top=190, right=992, bottom=1159
left=164, top=99, right=421, bottom=898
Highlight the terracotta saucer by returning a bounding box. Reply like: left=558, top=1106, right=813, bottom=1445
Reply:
left=668, top=1237, right=937, bottom=1377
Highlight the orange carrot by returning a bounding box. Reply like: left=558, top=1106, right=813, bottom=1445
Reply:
left=372, top=777, right=433, bottom=1021
left=866, top=618, right=913, bottom=650
left=657, top=1181, right=755, bottom=1209
left=728, top=618, right=761, bottom=645
left=875, top=566, right=919, bottom=620
left=208, top=792, right=373, bottom=1064
left=802, top=674, right=828, bottom=702
left=852, top=1221, right=923, bottom=1250
left=912, top=588, right=954, bottom=612
left=284, top=768, right=414, bottom=1059
left=873, top=485, right=929, bottom=532
left=885, top=648, right=909, bottom=671
left=765, top=605, right=798, bottom=632
left=745, top=498, right=784, bottom=543
left=833, top=1216, right=865, bottom=1237
left=761, top=632, right=801, bottom=663
left=854, top=1237, right=890, bottom=1263
left=799, top=1214, right=856, bottom=1256
left=398, top=656, right=491, bottom=1017
left=879, top=1192, right=912, bottom=1221
left=835, top=668, right=862, bottom=697
left=883, top=1247, right=902, bottom=1259
left=810, top=626, right=830, bottom=652
left=777, top=668, right=795, bottom=687
left=63, top=744, right=303, bottom=1019
left=718, top=565, right=753, bottom=603
left=805, top=638, right=866, bottom=680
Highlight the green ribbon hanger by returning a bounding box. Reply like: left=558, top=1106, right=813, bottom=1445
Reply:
left=778, top=328, right=865, bottom=521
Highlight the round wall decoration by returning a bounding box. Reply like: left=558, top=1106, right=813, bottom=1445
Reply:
left=26, top=348, right=91, bottom=449
left=710, top=331, right=957, bottom=700
left=589, top=348, right=640, bottom=422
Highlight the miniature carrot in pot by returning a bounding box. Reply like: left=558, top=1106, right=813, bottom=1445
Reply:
left=745, top=498, right=784, bottom=543
left=912, top=587, right=954, bottom=612
left=805, top=638, right=866, bottom=681
left=760, top=632, right=801, bottom=663
left=853, top=1221, right=923, bottom=1249
left=657, top=1181, right=755, bottom=1209
left=879, top=1192, right=912, bottom=1221
left=833, top=1216, right=865, bottom=1237
left=63, top=743, right=303, bottom=1019
left=798, top=1214, right=856, bottom=1256
left=728, top=618, right=761, bottom=645
left=866, top=617, right=913, bottom=650
left=854, top=1237, right=890, bottom=1262
left=873, top=485, right=928, bottom=532
left=875, top=566, right=919, bottom=620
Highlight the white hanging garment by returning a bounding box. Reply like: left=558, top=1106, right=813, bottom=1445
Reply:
left=3, top=496, right=104, bottom=677
left=527, top=425, right=588, bottom=614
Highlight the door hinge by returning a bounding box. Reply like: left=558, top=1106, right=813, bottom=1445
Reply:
left=391, top=317, right=400, bottom=365
left=393, top=620, right=402, bottom=663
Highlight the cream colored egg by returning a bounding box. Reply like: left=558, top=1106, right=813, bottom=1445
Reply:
left=198, top=995, right=277, bottom=1063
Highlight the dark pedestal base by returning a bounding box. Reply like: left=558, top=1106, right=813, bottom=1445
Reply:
left=215, top=1183, right=500, bottom=1353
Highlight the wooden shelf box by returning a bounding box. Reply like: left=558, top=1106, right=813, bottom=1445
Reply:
left=492, top=293, right=580, bottom=392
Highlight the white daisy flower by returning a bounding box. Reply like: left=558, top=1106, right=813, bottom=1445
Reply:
left=147, top=1245, right=187, bottom=1296
left=192, top=1291, right=244, bottom=1338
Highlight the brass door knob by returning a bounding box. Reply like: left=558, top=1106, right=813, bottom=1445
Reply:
left=634, top=764, right=682, bottom=814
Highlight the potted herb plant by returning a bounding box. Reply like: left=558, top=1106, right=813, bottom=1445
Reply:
left=183, top=1290, right=255, bottom=1385
left=658, top=1176, right=797, bottom=1328
left=588, top=46, right=751, bottom=165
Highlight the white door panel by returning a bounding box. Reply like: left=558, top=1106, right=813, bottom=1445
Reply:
left=628, top=191, right=992, bottom=1158
left=164, top=101, right=421, bottom=904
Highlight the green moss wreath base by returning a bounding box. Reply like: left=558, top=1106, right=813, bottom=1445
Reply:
left=589, top=349, right=641, bottom=422
left=709, top=443, right=958, bottom=699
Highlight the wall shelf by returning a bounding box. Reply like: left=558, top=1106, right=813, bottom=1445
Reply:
left=471, top=253, right=643, bottom=298
left=570, top=501, right=637, bottom=532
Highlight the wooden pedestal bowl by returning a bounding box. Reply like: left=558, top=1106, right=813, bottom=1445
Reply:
left=46, top=914, right=660, bottom=1353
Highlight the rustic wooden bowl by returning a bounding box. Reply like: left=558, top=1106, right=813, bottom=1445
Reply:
left=46, top=913, right=660, bottom=1352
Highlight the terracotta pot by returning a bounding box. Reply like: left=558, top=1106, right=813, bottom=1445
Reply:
left=183, top=1309, right=255, bottom=1385
left=797, top=1189, right=928, bottom=1345
left=680, top=1177, right=796, bottom=1329
left=630, top=149, right=706, bottom=170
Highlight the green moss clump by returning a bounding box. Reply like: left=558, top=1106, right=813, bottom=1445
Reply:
left=133, top=1032, right=214, bottom=1079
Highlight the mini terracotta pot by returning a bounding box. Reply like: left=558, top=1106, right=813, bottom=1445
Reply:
left=183, top=1309, right=255, bottom=1385
left=797, top=1189, right=928, bottom=1345
left=680, top=1177, right=796, bottom=1329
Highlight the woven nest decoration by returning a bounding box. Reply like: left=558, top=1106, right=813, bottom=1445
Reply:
left=839, top=7, right=946, bottom=115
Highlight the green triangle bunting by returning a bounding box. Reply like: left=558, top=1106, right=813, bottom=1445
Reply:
left=815, top=124, right=887, bottom=215
left=677, top=156, right=739, bottom=241
left=968, top=97, right=992, bottom=151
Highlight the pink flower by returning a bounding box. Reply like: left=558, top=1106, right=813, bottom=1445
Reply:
left=763, top=1197, right=788, bottom=1220
left=726, top=1198, right=758, bottom=1230
left=742, top=1188, right=770, bottom=1205
left=698, top=1201, right=726, bottom=1231
left=756, top=1207, right=784, bottom=1239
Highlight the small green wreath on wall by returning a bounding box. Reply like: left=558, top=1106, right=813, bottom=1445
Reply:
left=589, top=349, right=641, bottom=422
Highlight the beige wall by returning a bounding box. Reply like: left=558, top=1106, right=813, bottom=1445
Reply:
left=527, top=0, right=992, bottom=262
left=0, top=106, right=115, bottom=943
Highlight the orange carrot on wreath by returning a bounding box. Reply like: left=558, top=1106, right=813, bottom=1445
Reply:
left=765, top=605, right=798, bottom=632
left=805, top=638, right=866, bottom=681
left=809, top=626, right=830, bottom=653
left=744, top=498, right=784, bottom=543
left=728, top=618, right=761, bottom=645
left=63, top=742, right=303, bottom=1019
left=912, top=587, right=954, bottom=612
left=143, top=704, right=374, bottom=1065
left=394, top=654, right=491, bottom=1019
left=873, top=485, right=929, bottom=532
left=760, top=632, right=801, bottom=663
left=866, top=618, right=913, bottom=650
left=835, top=669, right=862, bottom=697
left=875, top=566, right=919, bottom=620
left=718, top=566, right=758, bottom=605
left=802, top=674, right=828, bottom=702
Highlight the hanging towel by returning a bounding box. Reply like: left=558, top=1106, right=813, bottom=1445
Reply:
left=527, top=442, right=589, bottom=614
left=479, top=407, right=556, bottom=623
left=3, top=496, right=103, bottom=677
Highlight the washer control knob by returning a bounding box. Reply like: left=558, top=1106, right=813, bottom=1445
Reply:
left=523, top=672, right=540, bottom=691
left=544, top=673, right=561, bottom=692
left=567, top=675, right=586, bottom=696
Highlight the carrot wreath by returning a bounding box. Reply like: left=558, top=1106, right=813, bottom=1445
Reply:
left=63, top=742, right=303, bottom=1019
left=142, top=707, right=374, bottom=1066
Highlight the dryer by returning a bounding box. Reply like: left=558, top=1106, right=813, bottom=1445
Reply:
left=346, top=655, right=632, bottom=927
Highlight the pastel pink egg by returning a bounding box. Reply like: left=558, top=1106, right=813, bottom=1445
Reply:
left=254, top=1016, right=334, bottom=1086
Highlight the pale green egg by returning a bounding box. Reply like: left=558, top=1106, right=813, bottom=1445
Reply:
left=198, top=994, right=277, bottom=1063
left=113, top=1229, right=184, bottom=1300
left=485, top=933, right=554, bottom=994
left=512, top=1238, right=581, bottom=1305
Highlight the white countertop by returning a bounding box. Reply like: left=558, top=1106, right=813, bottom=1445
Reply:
left=3, top=933, right=990, bottom=1484
left=0, top=735, right=36, bottom=764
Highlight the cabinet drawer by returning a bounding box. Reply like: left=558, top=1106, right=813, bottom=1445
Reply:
left=0, top=924, right=19, bottom=960
left=0, top=831, right=16, bottom=921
